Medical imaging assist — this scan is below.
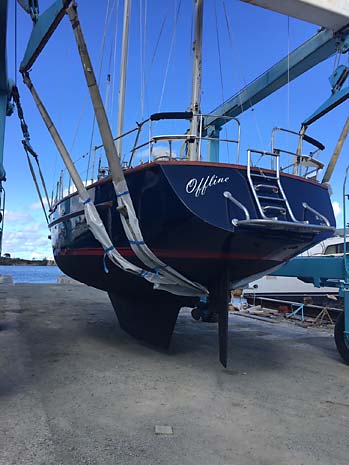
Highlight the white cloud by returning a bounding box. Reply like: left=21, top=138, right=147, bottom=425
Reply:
left=29, top=198, right=49, bottom=211
left=332, top=201, right=341, bottom=219
left=4, top=210, right=33, bottom=223
left=22, top=223, right=42, bottom=232
left=30, top=180, right=97, bottom=209
left=2, top=219, right=52, bottom=260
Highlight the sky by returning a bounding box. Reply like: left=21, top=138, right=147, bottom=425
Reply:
left=2, top=0, right=348, bottom=259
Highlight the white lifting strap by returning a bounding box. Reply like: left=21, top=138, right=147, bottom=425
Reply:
left=23, top=76, right=207, bottom=298
left=66, top=4, right=208, bottom=297
left=114, top=179, right=208, bottom=295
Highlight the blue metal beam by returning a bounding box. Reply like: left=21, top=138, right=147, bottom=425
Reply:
left=270, top=256, right=345, bottom=286
left=0, top=0, right=9, bottom=182
left=205, top=27, right=349, bottom=129
left=20, top=0, right=71, bottom=73
left=303, top=84, right=349, bottom=126
left=17, top=0, right=39, bottom=22
left=0, top=94, right=8, bottom=181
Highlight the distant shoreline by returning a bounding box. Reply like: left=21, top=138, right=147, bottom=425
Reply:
left=0, top=258, right=56, bottom=266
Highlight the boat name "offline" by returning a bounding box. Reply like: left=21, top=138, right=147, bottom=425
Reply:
left=185, top=174, right=229, bottom=197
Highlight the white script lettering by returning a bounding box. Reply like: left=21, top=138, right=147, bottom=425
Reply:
left=185, top=174, right=230, bottom=197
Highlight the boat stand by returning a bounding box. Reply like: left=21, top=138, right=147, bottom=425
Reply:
left=286, top=303, right=305, bottom=322
left=312, top=308, right=334, bottom=326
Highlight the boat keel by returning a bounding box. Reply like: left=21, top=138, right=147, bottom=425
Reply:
left=108, top=270, right=231, bottom=366
left=108, top=290, right=193, bottom=349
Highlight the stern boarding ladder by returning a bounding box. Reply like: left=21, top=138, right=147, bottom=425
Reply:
left=247, top=148, right=297, bottom=221
left=226, top=144, right=334, bottom=233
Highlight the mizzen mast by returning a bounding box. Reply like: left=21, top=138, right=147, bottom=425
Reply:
left=189, top=0, right=204, bottom=161
left=116, top=0, right=131, bottom=159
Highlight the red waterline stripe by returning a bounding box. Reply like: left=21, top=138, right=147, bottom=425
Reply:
left=55, top=247, right=270, bottom=261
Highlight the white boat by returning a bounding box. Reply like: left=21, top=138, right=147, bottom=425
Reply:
left=244, top=231, right=348, bottom=305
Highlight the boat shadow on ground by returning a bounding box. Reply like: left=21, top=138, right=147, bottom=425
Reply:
left=294, top=333, right=341, bottom=362
left=83, top=307, right=303, bottom=373
left=0, top=307, right=339, bottom=399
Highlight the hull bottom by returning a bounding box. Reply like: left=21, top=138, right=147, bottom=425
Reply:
left=53, top=244, right=315, bottom=357
left=108, top=290, right=194, bottom=349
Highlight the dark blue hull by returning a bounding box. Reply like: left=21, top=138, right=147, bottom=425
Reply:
left=49, top=161, right=335, bottom=349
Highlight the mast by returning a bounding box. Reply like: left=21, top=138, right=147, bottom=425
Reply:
left=116, top=0, right=131, bottom=159
left=189, top=0, right=204, bottom=161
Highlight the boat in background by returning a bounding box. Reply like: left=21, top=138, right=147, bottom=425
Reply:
left=244, top=232, right=349, bottom=308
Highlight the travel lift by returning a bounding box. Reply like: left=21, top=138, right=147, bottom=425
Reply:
left=8, top=0, right=349, bottom=365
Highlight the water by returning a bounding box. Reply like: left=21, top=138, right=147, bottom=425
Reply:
left=0, top=265, right=65, bottom=284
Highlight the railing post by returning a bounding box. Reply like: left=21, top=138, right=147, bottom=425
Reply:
left=207, top=125, right=220, bottom=162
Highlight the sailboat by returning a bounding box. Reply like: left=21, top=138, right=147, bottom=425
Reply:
left=15, top=0, right=347, bottom=366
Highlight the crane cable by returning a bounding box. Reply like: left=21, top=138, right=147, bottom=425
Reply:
left=141, top=0, right=171, bottom=116
left=13, top=4, right=50, bottom=223
left=87, top=0, right=115, bottom=184
left=11, top=86, right=51, bottom=223
left=287, top=16, right=291, bottom=132
left=139, top=0, right=148, bottom=119
left=110, top=0, right=121, bottom=129
left=158, top=0, right=182, bottom=111
left=222, top=0, right=265, bottom=150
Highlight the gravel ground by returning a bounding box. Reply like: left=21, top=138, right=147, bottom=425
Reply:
left=0, top=283, right=348, bottom=465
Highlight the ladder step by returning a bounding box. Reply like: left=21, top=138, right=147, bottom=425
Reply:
left=250, top=173, right=278, bottom=180
left=263, top=205, right=286, bottom=214
left=255, top=184, right=279, bottom=193
left=257, top=195, right=286, bottom=202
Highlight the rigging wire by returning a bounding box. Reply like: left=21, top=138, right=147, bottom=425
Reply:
left=214, top=1, right=231, bottom=162
left=24, top=148, right=49, bottom=224
left=222, top=0, right=265, bottom=150
left=142, top=0, right=148, bottom=117
left=69, top=96, right=89, bottom=155
left=14, top=0, right=17, bottom=86
left=287, top=15, right=291, bottom=132
left=11, top=85, right=51, bottom=222
left=110, top=0, right=121, bottom=130
left=86, top=0, right=113, bottom=184
left=141, top=0, right=171, bottom=114
left=139, top=0, right=144, bottom=118
left=149, top=0, right=171, bottom=67
left=105, top=2, right=117, bottom=123
left=139, top=0, right=148, bottom=119
left=61, top=0, right=118, bottom=188
left=104, top=73, right=112, bottom=129
left=158, top=0, right=183, bottom=112
left=222, top=0, right=242, bottom=116
left=139, top=0, right=143, bottom=118
left=214, top=3, right=224, bottom=103
left=103, top=0, right=118, bottom=154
